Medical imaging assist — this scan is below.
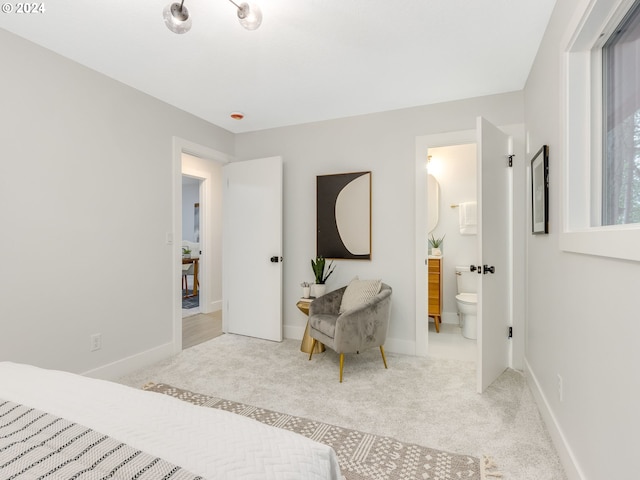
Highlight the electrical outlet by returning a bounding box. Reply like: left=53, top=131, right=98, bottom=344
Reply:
left=556, top=373, right=563, bottom=402
left=90, top=333, right=102, bottom=352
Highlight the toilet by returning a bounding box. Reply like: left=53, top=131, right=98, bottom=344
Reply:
left=455, top=266, right=478, bottom=340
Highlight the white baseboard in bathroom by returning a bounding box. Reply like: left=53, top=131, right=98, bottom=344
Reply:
left=441, top=311, right=460, bottom=325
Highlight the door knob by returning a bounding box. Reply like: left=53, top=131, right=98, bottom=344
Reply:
left=270, top=256, right=282, bottom=263
left=483, top=265, right=495, bottom=274
left=470, top=265, right=482, bottom=274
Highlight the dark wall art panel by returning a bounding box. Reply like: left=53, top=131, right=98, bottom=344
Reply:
left=317, top=171, right=371, bottom=260
left=531, top=145, right=549, bottom=234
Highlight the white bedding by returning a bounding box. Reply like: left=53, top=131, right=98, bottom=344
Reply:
left=0, top=362, right=342, bottom=480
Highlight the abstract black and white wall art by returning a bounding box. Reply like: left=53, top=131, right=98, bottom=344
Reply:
left=317, top=171, right=371, bottom=260
left=531, top=145, right=549, bottom=234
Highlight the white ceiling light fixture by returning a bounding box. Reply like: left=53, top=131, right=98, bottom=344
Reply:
left=163, top=0, right=262, bottom=34
left=232, top=1, right=262, bottom=31
left=163, top=1, right=192, bottom=34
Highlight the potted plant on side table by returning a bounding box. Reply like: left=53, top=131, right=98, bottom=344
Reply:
left=311, top=256, right=335, bottom=297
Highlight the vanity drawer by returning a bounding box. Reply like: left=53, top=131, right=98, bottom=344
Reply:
left=428, top=258, right=441, bottom=272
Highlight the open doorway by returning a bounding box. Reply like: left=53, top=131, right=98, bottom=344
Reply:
left=181, top=176, right=202, bottom=318
left=425, top=144, right=478, bottom=362
left=171, top=140, right=230, bottom=353
left=416, top=121, right=526, bottom=391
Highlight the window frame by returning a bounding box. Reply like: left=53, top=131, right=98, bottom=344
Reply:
left=561, top=0, right=640, bottom=262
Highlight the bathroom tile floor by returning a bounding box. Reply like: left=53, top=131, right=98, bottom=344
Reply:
left=428, top=321, right=477, bottom=362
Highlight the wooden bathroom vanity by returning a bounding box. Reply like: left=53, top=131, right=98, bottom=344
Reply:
left=428, top=257, right=443, bottom=332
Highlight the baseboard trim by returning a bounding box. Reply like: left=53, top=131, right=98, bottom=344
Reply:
left=383, top=337, right=415, bottom=355
left=524, top=358, right=585, bottom=480
left=82, top=342, right=174, bottom=381
left=284, top=325, right=305, bottom=341
left=199, top=299, right=222, bottom=314
left=441, top=312, right=460, bottom=325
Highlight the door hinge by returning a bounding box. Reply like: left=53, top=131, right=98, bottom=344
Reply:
left=508, top=326, right=513, bottom=338
left=507, top=154, right=515, bottom=167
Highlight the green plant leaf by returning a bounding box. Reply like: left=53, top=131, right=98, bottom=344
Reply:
left=311, top=256, right=335, bottom=284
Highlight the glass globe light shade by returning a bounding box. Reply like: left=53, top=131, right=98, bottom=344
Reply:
left=237, top=3, right=262, bottom=30
left=163, top=2, right=192, bottom=34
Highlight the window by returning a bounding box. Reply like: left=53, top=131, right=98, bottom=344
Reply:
left=602, top=1, right=640, bottom=226
left=562, top=0, right=640, bottom=262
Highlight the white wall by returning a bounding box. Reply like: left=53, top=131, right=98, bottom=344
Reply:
left=0, top=29, right=234, bottom=376
left=235, top=93, right=524, bottom=353
left=523, top=1, right=639, bottom=478
left=427, top=144, right=478, bottom=322
left=181, top=181, right=199, bottom=244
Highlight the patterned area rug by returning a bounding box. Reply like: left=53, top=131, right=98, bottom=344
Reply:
left=144, top=383, right=499, bottom=480
left=182, top=292, right=198, bottom=309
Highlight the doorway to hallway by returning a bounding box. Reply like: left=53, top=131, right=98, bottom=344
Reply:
left=171, top=140, right=229, bottom=354
left=181, top=175, right=202, bottom=318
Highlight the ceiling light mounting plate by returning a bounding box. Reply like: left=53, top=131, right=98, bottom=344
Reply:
left=170, top=2, right=188, bottom=21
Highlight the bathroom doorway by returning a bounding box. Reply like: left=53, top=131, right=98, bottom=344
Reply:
left=415, top=120, right=526, bottom=391
left=425, top=143, right=478, bottom=362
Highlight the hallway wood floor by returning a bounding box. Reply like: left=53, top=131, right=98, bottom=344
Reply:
left=182, top=311, right=222, bottom=349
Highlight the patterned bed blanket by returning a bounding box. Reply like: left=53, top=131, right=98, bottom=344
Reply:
left=0, top=362, right=342, bottom=480
left=0, top=400, right=202, bottom=480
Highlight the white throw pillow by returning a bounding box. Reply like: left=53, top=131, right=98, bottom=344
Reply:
left=339, top=278, right=382, bottom=314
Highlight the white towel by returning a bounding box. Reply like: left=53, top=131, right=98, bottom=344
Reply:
left=459, top=201, right=477, bottom=235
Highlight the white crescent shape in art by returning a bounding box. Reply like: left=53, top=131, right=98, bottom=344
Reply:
left=335, top=174, right=370, bottom=255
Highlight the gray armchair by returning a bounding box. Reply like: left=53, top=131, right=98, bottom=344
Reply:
left=308, top=283, right=392, bottom=382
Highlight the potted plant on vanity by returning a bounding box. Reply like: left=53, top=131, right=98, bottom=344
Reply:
left=428, top=234, right=445, bottom=256
left=311, top=256, right=335, bottom=297
left=182, top=246, right=192, bottom=259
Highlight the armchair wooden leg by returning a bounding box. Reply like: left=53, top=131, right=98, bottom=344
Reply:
left=380, top=346, right=388, bottom=369
left=308, top=339, right=317, bottom=361
left=339, top=353, right=344, bottom=383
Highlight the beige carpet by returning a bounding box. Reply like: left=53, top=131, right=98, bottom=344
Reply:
left=144, top=382, right=494, bottom=480
left=118, top=334, right=566, bottom=480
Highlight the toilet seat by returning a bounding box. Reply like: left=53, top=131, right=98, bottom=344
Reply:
left=455, top=293, right=477, bottom=304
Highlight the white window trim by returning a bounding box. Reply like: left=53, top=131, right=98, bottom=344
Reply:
left=561, top=0, right=640, bottom=262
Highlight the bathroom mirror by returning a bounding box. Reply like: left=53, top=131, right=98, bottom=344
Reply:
left=427, top=174, right=440, bottom=233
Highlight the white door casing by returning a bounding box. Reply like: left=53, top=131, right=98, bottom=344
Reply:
left=476, top=117, right=511, bottom=393
left=223, top=157, right=283, bottom=342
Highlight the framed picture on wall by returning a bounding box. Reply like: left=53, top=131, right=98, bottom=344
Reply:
left=531, top=145, right=549, bottom=234
left=317, top=171, right=371, bottom=259
left=194, top=202, right=200, bottom=242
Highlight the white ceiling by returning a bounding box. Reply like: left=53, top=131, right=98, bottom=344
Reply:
left=0, top=0, right=556, bottom=133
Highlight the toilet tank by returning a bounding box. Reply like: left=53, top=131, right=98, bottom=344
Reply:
left=455, top=266, right=478, bottom=294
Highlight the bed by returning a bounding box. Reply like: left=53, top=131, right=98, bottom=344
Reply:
left=0, top=362, right=342, bottom=479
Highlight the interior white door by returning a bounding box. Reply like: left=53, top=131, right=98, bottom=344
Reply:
left=223, top=156, right=283, bottom=342
left=476, top=117, right=510, bottom=393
